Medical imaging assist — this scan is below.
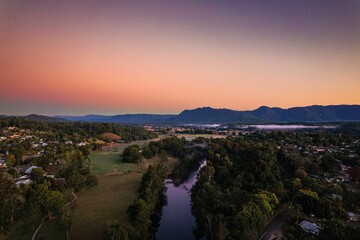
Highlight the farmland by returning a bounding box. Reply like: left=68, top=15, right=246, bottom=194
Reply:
left=175, top=133, right=226, bottom=141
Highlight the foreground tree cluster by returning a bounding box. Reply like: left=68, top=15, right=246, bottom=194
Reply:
left=106, top=163, right=167, bottom=240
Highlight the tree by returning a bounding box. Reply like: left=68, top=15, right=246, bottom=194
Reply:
left=235, top=201, right=265, bottom=240
left=44, top=190, right=66, bottom=217
left=106, top=221, right=139, bottom=240
left=295, top=166, right=308, bottom=178
left=30, top=167, right=45, bottom=183
left=14, top=146, right=25, bottom=165
left=320, top=154, right=340, bottom=175
left=0, top=173, right=25, bottom=232
left=122, top=145, right=142, bottom=163
left=295, top=189, right=320, bottom=215
left=320, top=219, right=350, bottom=240
left=5, top=154, right=16, bottom=168
left=142, top=144, right=153, bottom=159
left=212, top=214, right=229, bottom=240
left=127, top=198, right=151, bottom=238
left=67, top=170, right=85, bottom=192
left=32, top=181, right=66, bottom=218
left=349, top=165, right=360, bottom=181
left=85, top=175, right=98, bottom=187
left=254, top=191, right=279, bottom=219
left=125, top=163, right=167, bottom=239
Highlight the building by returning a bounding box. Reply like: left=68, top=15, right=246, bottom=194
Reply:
left=347, top=212, right=360, bottom=222
left=25, top=165, right=39, bottom=174
left=331, top=193, right=343, bottom=201
left=0, top=159, right=6, bottom=169
left=299, top=220, right=321, bottom=236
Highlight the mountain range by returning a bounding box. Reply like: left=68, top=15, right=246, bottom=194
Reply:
left=2, top=105, right=360, bottom=124
left=55, top=105, right=360, bottom=124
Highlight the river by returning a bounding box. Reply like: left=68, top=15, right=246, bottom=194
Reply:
left=156, top=160, right=206, bottom=240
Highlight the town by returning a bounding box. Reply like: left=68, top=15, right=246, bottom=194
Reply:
left=0, top=117, right=359, bottom=239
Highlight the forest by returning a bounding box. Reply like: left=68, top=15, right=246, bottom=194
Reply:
left=0, top=117, right=157, bottom=142
left=191, top=131, right=360, bottom=240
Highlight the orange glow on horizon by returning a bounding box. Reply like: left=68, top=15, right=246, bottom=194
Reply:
left=1, top=1, right=359, bottom=115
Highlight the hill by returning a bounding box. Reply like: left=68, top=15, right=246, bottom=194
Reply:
left=249, top=105, right=360, bottom=122
left=55, top=114, right=108, bottom=122
left=24, top=114, right=68, bottom=122
left=99, top=132, right=122, bottom=142
left=174, top=105, right=360, bottom=123
left=24, top=104, right=360, bottom=124
left=56, top=114, right=174, bottom=123
left=174, top=107, right=262, bottom=123
left=107, top=114, right=175, bottom=123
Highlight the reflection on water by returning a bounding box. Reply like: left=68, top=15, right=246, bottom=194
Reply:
left=156, top=161, right=206, bottom=240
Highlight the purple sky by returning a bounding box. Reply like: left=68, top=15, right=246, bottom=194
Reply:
left=1, top=0, right=359, bottom=115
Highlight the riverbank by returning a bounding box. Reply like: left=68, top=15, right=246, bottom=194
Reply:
left=69, top=154, right=180, bottom=240
left=157, top=160, right=207, bottom=240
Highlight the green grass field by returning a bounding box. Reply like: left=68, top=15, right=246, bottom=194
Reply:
left=69, top=136, right=178, bottom=240
left=110, top=138, right=162, bottom=152
left=176, top=133, right=227, bottom=141
left=69, top=173, right=142, bottom=240
left=70, top=155, right=179, bottom=240
left=89, top=151, right=135, bottom=175
left=89, top=138, right=165, bottom=175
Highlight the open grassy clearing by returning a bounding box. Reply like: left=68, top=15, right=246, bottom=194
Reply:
left=69, top=173, right=142, bottom=240
left=69, top=155, right=179, bottom=240
left=175, top=133, right=226, bottom=141
left=109, top=137, right=165, bottom=153
left=89, top=151, right=134, bottom=175
left=89, top=137, right=165, bottom=175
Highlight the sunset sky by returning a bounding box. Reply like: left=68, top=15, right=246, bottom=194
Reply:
left=1, top=0, right=359, bottom=115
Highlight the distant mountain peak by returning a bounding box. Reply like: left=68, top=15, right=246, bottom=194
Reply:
left=24, top=114, right=68, bottom=122
left=255, top=106, right=271, bottom=110
left=19, top=104, right=360, bottom=124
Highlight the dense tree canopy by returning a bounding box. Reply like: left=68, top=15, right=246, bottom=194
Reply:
left=122, top=145, right=142, bottom=163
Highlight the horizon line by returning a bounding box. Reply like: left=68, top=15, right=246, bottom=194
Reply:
left=1, top=103, right=360, bottom=117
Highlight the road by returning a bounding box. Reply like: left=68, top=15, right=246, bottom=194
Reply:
left=259, top=211, right=287, bottom=240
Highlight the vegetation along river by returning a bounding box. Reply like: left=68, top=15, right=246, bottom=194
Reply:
left=156, top=160, right=207, bottom=240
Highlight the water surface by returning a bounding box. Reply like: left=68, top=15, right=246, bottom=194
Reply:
left=156, top=161, right=206, bottom=240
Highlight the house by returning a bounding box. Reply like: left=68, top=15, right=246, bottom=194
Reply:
left=15, top=175, right=32, bottom=186
left=299, top=220, right=321, bottom=235
left=347, top=212, right=360, bottom=222
left=25, top=165, right=39, bottom=174
left=331, top=193, right=343, bottom=201
left=0, top=160, right=6, bottom=169
left=15, top=179, right=32, bottom=186
left=77, top=142, right=87, bottom=146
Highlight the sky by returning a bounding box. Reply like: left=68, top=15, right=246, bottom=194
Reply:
left=1, top=0, right=360, bottom=115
